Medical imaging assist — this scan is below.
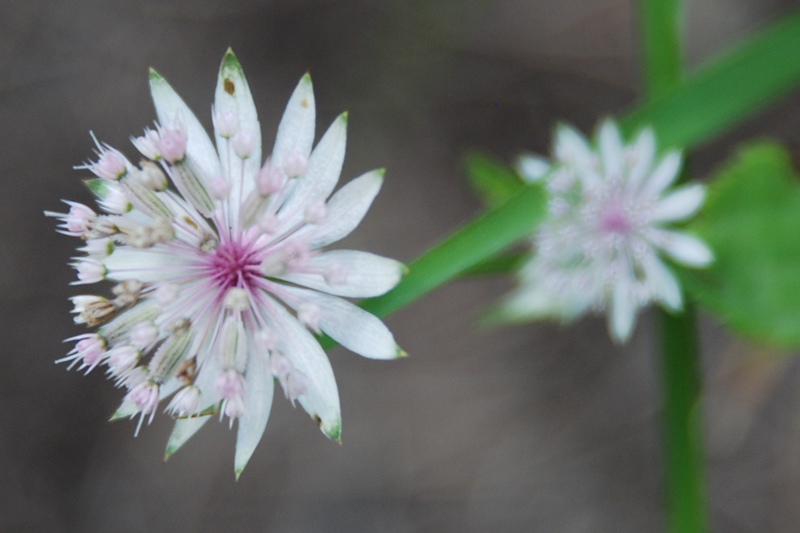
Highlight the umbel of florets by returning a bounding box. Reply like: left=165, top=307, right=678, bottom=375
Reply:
left=47, top=49, right=407, bottom=477
left=499, top=119, right=713, bottom=342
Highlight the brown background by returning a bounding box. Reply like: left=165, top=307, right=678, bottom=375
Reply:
left=3, top=0, right=800, bottom=531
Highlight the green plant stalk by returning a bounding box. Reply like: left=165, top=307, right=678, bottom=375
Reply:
left=659, top=306, right=708, bottom=533
left=624, top=9, right=800, bottom=149
left=640, top=0, right=709, bottom=531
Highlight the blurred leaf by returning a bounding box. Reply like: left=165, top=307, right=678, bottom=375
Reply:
left=464, top=153, right=524, bottom=207
left=683, top=142, right=800, bottom=347
left=319, top=184, right=547, bottom=350
left=623, top=10, right=800, bottom=150
left=460, top=251, right=526, bottom=277
left=639, top=0, right=684, bottom=99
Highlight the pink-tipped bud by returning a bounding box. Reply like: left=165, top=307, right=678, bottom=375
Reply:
left=126, top=380, right=160, bottom=415
left=156, top=125, right=187, bottom=163
left=215, top=369, right=246, bottom=419
left=211, top=177, right=230, bottom=199
left=284, top=371, right=309, bottom=403
left=232, top=130, right=255, bottom=159
left=132, top=128, right=161, bottom=160
left=90, top=147, right=128, bottom=180
left=258, top=213, right=279, bottom=235
left=304, top=200, right=327, bottom=223
left=65, top=202, right=97, bottom=235
left=166, top=386, right=201, bottom=417
left=129, top=322, right=158, bottom=350
left=72, top=258, right=106, bottom=284
left=154, top=283, right=180, bottom=305
left=106, top=345, right=140, bottom=377
left=324, top=262, right=346, bottom=286
left=297, top=303, right=322, bottom=333
left=139, top=161, right=168, bottom=191
left=98, top=184, right=131, bottom=214
left=257, top=160, right=286, bottom=196
left=213, top=108, right=239, bottom=138
left=282, top=241, right=312, bottom=272
left=61, top=333, right=107, bottom=372
left=283, top=150, right=308, bottom=177
left=256, top=327, right=279, bottom=352
left=269, top=351, right=293, bottom=380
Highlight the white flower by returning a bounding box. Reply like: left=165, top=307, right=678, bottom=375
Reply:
left=48, top=49, right=407, bottom=476
left=503, top=119, right=713, bottom=342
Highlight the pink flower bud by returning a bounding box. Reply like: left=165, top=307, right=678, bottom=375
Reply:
left=213, top=109, right=239, bottom=138
left=156, top=125, right=187, bottom=163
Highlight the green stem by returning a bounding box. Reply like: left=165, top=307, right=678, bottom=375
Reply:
left=659, top=307, right=708, bottom=533
left=639, top=0, right=709, bottom=530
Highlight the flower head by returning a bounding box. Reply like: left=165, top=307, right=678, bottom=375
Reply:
left=48, top=49, right=406, bottom=476
left=502, top=119, right=713, bottom=342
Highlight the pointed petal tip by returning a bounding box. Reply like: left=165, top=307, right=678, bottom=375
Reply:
left=148, top=68, right=163, bottom=82
left=324, top=419, right=342, bottom=442
left=221, top=48, right=241, bottom=70
left=376, top=168, right=386, bottom=177
left=394, top=347, right=409, bottom=359
left=339, top=111, right=348, bottom=124
left=301, top=71, right=312, bottom=83
left=235, top=468, right=243, bottom=481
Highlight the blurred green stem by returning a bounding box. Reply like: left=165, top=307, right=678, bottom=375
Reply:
left=659, top=307, right=708, bottom=532
left=640, top=0, right=709, bottom=531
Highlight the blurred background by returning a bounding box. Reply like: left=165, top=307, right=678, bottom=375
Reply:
left=3, top=0, right=800, bottom=530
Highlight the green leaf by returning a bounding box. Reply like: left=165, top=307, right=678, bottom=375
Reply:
left=459, top=251, right=526, bottom=277
left=682, top=142, right=800, bottom=347
left=622, top=10, right=800, bottom=150
left=639, top=0, right=685, bottom=99
left=318, top=184, right=547, bottom=350
left=464, top=153, right=524, bottom=207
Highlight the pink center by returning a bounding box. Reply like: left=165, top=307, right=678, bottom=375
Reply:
left=205, top=238, right=262, bottom=291
left=599, top=204, right=631, bottom=235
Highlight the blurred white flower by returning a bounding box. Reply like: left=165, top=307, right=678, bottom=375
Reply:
left=47, top=49, right=406, bottom=477
left=503, top=119, right=712, bottom=342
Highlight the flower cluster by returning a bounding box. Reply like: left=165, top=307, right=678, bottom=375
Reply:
left=47, top=49, right=406, bottom=476
left=500, top=120, right=713, bottom=342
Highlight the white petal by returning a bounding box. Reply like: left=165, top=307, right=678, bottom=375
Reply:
left=499, top=284, right=568, bottom=321
left=641, top=151, right=682, bottom=198
left=647, top=228, right=714, bottom=267
left=192, top=350, right=222, bottom=412
left=271, top=74, right=316, bottom=173
left=264, top=297, right=341, bottom=440
left=516, top=154, right=550, bottom=183
left=554, top=123, right=600, bottom=186
left=641, top=254, right=682, bottom=311
left=149, top=69, right=220, bottom=200
left=610, top=275, right=638, bottom=343
left=214, top=49, right=262, bottom=220
left=598, top=119, right=623, bottom=177
left=651, top=184, right=706, bottom=222
left=276, top=113, right=347, bottom=231
left=627, top=128, right=656, bottom=188
left=296, top=169, right=383, bottom=249
left=165, top=417, right=211, bottom=459
left=103, top=248, right=194, bottom=283
left=276, top=250, right=405, bottom=298
left=281, top=286, right=403, bottom=360
left=234, top=341, right=274, bottom=477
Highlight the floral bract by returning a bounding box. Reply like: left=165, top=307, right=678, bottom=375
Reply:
left=502, top=120, right=713, bottom=342
left=47, top=49, right=406, bottom=477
